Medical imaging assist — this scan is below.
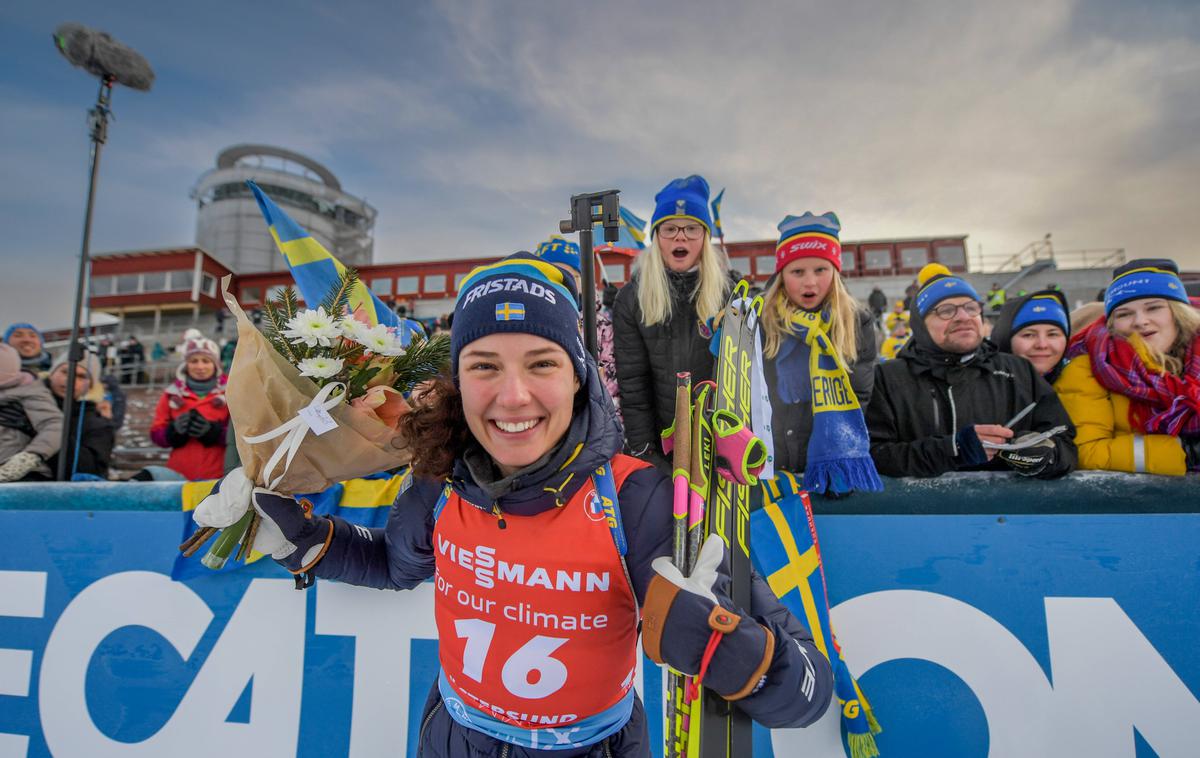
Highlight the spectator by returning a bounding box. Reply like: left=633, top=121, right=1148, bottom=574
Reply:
left=44, top=354, right=115, bottom=479
left=150, top=337, right=229, bottom=480
left=0, top=344, right=62, bottom=482
left=119, top=335, right=146, bottom=384
left=902, top=279, right=919, bottom=312
left=220, top=337, right=237, bottom=374
left=865, top=263, right=1076, bottom=479
left=986, top=282, right=1006, bottom=313
left=884, top=300, right=908, bottom=333
left=992, top=289, right=1071, bottom=382
left=1056, top=259, right=1200, bottom=475
left=760, top=212, right=879, bottom=496
left=533, top=235, right=622, bottom=414
left=867, top=285, right=888, bottom=323
left=614, top=175, right=731, bottom=470
left=4, top=323, right=53, bottom=376
left=880, top=322, right=910, bottom=361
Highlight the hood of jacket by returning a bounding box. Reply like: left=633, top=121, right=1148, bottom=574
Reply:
left=449, top=351, right=624, bottom=517
left=898, top=308, right=1000, bottom=384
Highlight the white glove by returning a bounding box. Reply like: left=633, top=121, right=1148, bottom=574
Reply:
left=0, top=451, right=42, bottom=483
left=650, top=533, right=724, bottom=605
left=192, top=468, right=288, bottom=556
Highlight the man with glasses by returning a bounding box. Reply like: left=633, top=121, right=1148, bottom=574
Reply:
left=863, top=264, right=1077, bottom=479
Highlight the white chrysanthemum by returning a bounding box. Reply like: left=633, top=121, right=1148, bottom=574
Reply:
left=282, top=307, right=340, bottom=347
left=340, top=318, right=371, bottom=342
left=296, top=356, right=345, bottom=379
left=357, top=324, right=406, bottom=356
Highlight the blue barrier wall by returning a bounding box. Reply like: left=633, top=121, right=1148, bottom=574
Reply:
left=1, top=473, right=1197, bottom=757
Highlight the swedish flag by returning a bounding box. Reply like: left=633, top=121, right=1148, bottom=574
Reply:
left=495, top=302, right=526, bottom=321
left=711, top=188, right=726, bottom=241
left=593, top=206, right=648, bottom=255
left=247, top=181, right=425, bottom=344
left=171, top=470, right=408, bottom=581
left=751, top=474, right=882, bottom=758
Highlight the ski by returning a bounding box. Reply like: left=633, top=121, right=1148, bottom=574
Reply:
left=698, top=280, right=764, bottom=757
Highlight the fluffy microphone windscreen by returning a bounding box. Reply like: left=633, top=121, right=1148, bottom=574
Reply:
left=54, top=23, right=154, bottom=92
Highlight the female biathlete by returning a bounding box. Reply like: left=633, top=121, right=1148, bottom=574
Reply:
left=201, top=253, right=832, bottom=756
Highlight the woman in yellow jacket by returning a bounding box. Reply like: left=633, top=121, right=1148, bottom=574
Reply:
left=1055, top=259, right=1200, bottom=475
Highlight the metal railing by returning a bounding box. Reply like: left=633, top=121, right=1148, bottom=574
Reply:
left=972, top=235, right=1125, bottom=274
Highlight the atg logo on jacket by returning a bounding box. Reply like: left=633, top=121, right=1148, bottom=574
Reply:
left=463, top=277, right=558, bottom=307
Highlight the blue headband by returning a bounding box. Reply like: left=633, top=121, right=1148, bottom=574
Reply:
left=915, top=276, right=981, bottom=316
left=1104, top=266, right=1188, bottom=317
left=1012, top=295, right=1069, bottom=334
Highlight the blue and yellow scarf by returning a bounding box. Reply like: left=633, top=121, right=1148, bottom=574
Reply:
left=775, top=309, right=881, bottom=494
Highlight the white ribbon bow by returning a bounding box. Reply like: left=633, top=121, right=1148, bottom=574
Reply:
left=242, top=381, right=346, bottom=490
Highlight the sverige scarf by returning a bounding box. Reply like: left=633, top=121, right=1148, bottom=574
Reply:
left=776, top=309, right=882, bottom=494
left=1069, top=319, right=1200, bottom=436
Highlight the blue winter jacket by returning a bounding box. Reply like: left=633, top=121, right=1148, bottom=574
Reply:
left=302, top=356, right=833, bottom=756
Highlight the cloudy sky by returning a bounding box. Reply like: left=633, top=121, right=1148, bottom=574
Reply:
left=2, top=0, right=1198, bottom=329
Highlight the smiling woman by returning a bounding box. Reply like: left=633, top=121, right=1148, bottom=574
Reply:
left=215, top=250, right=835, bottom=756
left=1055, top=258, right=1200, bottom=476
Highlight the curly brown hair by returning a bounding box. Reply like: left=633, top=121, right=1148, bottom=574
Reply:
left=397, top=375, right=471, bottom=480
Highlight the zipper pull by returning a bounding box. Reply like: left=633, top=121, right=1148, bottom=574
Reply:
left=491, top=503, right=507, bottom=530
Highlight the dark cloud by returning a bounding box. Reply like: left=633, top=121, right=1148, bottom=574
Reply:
left=2, top=0, right=1198, bottom=329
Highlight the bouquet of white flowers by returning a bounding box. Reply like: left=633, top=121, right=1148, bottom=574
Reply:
left=179, top=272, right=449, bottom=569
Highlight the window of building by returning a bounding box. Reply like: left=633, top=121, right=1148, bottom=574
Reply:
left=371, top=278, right=392, bottom=297
left=605, top=264, right=625, bottom=284
left=170, top=270, right=194, bottom=292
left=201, top=273, right=218, bottom=297
left=90, top=276, right=113, bottom=296
left=141, top=272, right=167, bottom=292
left=265, top=285, right=289, bottom=302
left=756, top=256, right=777, bottom=276
left=935, top=243, right=966, bottom=267
left=863, top=249, right=892, bottom=271
left=241, top=287, right=261, bottom=304
left=899, top=246, right=929, bottom=269
left=116, top=274, right=140, bottom=294
left=841, top=249, right=857, bottom=271
left=423, top=274, right=447, bottom=293
left=453, top=273, right=466, bottom=292
left=395, top=276, right=419, bottom=295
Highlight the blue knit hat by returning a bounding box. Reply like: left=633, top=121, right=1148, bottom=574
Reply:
left=651, top=175, right=712, bottom=234
left=1104, top=258, right=1189, bottom=317
left=914, top=263, right=982, bottom=317
left=533, top=236, right=581, bottom=274
left=3, top=322, right=42, bottom=345
left=451, top=252, right=586, bottom=381
left=1011, top=291, right=1069, bottom=334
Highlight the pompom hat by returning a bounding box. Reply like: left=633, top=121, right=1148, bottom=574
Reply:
left=651, top=175, right=713, bottom=234
left=775, top=212, right=843, bottom=273
left=914, top=263, right=982, bottom=317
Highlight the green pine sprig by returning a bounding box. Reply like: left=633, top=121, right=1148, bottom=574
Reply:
left=389, top=333, right=451, bottom=390
left=320, top=268, right=359, bottom=318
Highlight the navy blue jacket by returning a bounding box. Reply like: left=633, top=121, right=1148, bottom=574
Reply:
left=304, top=356, right=832, bottom=756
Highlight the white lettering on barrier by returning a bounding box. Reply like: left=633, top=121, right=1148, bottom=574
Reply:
left=313, top=580, right=438, bottom=758
left=38, top=573, right=305, bottom=757
left=768, top=590, right=1197, bottom=757
left=0, top=570, right=46, bottom=755
left=1045, top=597, right=1200, bottom=756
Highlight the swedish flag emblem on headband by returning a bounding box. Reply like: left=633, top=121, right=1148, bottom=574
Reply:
left=496, top=302, right=525, bottom=321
